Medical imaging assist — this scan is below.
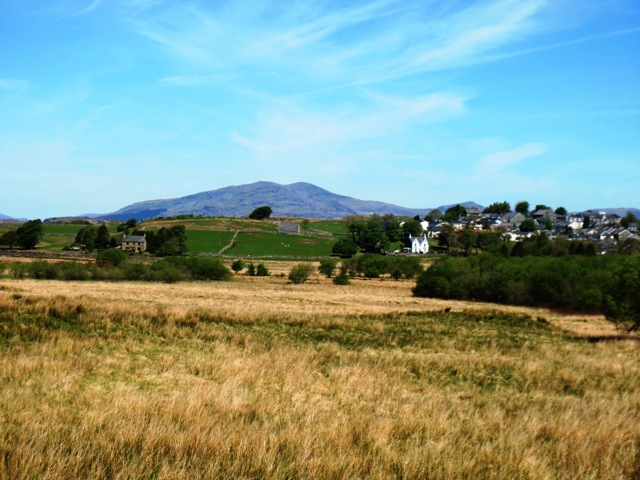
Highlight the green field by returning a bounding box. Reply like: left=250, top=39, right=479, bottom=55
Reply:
left=306, top=220, right=349, bottom=235
left=229, top=232, right=335, bottom=257
left=185, top=230, right=236, bottom=253
left=42, top=224, right=117, bottom=235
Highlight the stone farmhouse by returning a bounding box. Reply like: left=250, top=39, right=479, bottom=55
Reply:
left=121, top=234, right=147, bottom=252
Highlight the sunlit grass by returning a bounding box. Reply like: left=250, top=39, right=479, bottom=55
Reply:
left=0, top=277, right=638, bottom=479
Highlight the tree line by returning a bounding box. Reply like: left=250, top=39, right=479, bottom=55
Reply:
left=413, top=253, right=640, bottom=331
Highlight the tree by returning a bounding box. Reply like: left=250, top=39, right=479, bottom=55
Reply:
left=75, top=226, right=97, bottom=251
left=620, top=211, right=640, bottom=229
left=256, top=263, right=270, bottom=276
left=97, top=248, right=128, bottom=266
left=534, top=204, right=551, bottom=212
left=288, top=263, right=313, bottom=284
left=441, top=205, right=467, bottom=222
left=425, top=209, right=442, bottom=221
left=318, top=258, right=338, bottom=278
left=483, top=201, right=511, bottom=215
left=402, top=219, right=423, bottom=237
left=332, top=238, right=358, bottom=258
left=606, top=255, right=640, bottom=331
left=349, top=219, right=389, bottom=254
left=520, top=219, right=537, bottom=232
left=246, top=262, right=256, bottom=276
left=515, top=201, right=530, bottom=217
left=95, top=225, right=110, bottom=250
left=333, top=265, right=351, bottom=285
left=555, top=206, right=567, bottom=215
left=231, top=259, right=245, bottom=273
left=0, top=230, right=19, bottom=249
left=249, top=206, right=272, bottom=220
left=16, top=219, right=43, bottom=250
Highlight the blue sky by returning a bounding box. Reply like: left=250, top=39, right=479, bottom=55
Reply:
left=1, top=0, right=639, bottom=219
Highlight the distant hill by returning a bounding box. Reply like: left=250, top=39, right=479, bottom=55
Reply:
left=586, top=207, right=640, bottom=218
left=0, top=213, right=13, bottom=220
left=105, top=181, right=444, bottom=220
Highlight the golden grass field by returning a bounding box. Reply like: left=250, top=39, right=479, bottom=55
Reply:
left=0, top=262, right=639, bottom=479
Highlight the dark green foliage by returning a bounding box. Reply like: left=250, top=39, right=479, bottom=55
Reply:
left=519, top=219, right=536, bottom=232
left=0, top=230, right=19, bottom=249
left=97, top=248, right=128, bottom=266
left=95, top=225, right=110, bottom=250
left=332, top=265, right=350, bottom=285
left=349, top=219, right=389, bottom=254
left=248, top=205, right=273, bottom=220
left=441, top=204, right=467, bottom=221
left=75, top=226, right=97, bottom=250
left=117, top=218, right=138, bottom=232
left=157, top=256, right=232, bottom=281
left=29, top=260, right=60, bottom=279
left=413, top=253, right=628, bottom=312
left=231, top=259, right=245, bottom=273
left=413, top=254, right=625, bottom=315
left=388, top=256, right=424, bottom=280
left=555, top=206, right=567, bottom=215
left=16, top=219, right=43, bottom=249
left=318, top=258, right=338, bottom=278
left=151, top=225, right=188, bottom=256
left=246, top=263, right=256, bottom=276
left=534, top=204, right=551, bottom=212
left=402, top=219, right=423, bottom=237
left=59, top=262, right=89, bottom=281
left=288, top=263, right=313, bottom=284
left=515, top=201, right=530, bottom=216
left=620, top=211, right=640, bottom=229
left=256, top=263, right=270, bottom=276
left=605, top=255, right=640, bottom=331
left=483, top=201, right=511, bottom=214
left=332, top=238, right=358, bottom=258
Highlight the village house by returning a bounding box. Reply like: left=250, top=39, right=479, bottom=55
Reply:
left=406, top=234, right=429, bottom=254
left=121, top=234, right=147, bottom=252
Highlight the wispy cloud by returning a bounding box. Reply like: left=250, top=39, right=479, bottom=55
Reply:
left=477, top=143, right=548, bottom=172
left=123, top=0, right=548, bottom=88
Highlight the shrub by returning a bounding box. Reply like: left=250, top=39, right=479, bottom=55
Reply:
left=60, top=262, right=89, bottom=281
left=231, top=259, right=245, bottom=273
left=161, top=257, right=232, bottom=281
left=256, top=263, right=270, bottom=277
left=29, top=261, right=60, bottom=280
left=332, top=265, right=350, bottom=285
left=288, top=264, right=313, bottom=284
left=97, top=248, right=128, bottom=267
left=318, top=258, right=338, bottom=278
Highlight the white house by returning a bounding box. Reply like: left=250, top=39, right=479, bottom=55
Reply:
left=408, top=234, right=429, bottom=254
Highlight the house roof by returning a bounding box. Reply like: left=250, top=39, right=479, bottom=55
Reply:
left=122, top=234, right=146, bottom=243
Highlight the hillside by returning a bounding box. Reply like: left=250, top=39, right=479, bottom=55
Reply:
left=105, top=181, right=439, bottom=220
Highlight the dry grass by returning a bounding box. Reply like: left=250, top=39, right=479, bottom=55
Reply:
left=0, top=273, right=639, bottom=479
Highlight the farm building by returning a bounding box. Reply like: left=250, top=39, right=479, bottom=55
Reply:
left=121, top=234, right=147, bottom=252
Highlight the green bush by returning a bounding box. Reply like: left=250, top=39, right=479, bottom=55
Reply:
left=288, top=264, right=313, bottom=284
left=256, top=263, right=270, bottom=277
left=97, top=248, right=128, bottom=266
left=318, top=258, right=338, bottom=278
left=414, top=253, right=621, bottom=314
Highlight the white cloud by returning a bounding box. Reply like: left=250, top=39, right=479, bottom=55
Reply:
left=477, top=143, right=548, bottom=171
left=122, top=0, right=548, bottom=88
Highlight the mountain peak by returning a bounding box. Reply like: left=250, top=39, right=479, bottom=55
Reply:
left=105, top=181, right=435, bottom=220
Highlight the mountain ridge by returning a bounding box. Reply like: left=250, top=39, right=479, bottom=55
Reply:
left=103, top=181, right=461, bottom=220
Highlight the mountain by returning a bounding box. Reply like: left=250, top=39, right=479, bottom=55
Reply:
left=586, top=207, right=640, bottom=218
left=0, top=213, right=13, bottom=220
left=105, top=181, right=440, bottom=220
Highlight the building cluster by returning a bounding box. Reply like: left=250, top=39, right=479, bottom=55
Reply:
left=426, top=208, right=639, bottom=253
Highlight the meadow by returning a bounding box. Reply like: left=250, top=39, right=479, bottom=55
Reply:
left=0, top=267, right=638, bottom=479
